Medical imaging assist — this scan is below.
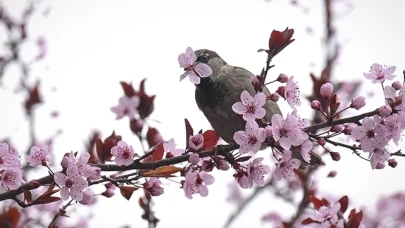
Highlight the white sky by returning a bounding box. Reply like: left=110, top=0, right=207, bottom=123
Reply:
left=1, top=0, right=405, bottom=227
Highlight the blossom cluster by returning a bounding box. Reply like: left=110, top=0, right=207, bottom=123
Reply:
left=0, top=143, right=22, bottom=192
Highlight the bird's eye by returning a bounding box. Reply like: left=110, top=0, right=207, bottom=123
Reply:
left=197, top=54, right=209, bottom=64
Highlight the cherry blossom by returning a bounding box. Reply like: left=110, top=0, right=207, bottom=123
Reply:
left=233, top=171, right=250, bottom=189
left=351, top=116, right=389, bottom=152
left=183, top=171, right=215, bottom=199
left=110, top=95, right=140, bottom=120
left=364, top=63, right=396, bottom=83
left=271, top=113, right=309, bottom=150
left=233, top=121, right=266, bottom=154
left=310, top=202, right=341, bottom=223
left=143, top=177, right=164, bottom=196
left=284, top=76, right=301, bottom=108
left=111, top=141, right=135, bottom=166
left=26, top=145, right=50, bottom=166
left=246, top=157, right=271, bottom=187
left=274, top=150, right=301, bottom=181
left=163, top=138, right=184, bottom=157
left=178, top=47, right=213, bottom=84
left=0, top=168, right=23, bottom=191
left=232, top=90, right=266, bottom=121
left=296, top=139, right=313, bottom=163
left=54, top=165, right=88, bottom=201
left=370, top=148, right=390, bottom=169
left=79, top=190, right=93, bottom=205
left=0, top=143, right=20, bottom=170
left=188, top=134, right=204, bottom=151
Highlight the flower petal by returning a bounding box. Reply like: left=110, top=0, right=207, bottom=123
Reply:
left=195, top=63, right=212, bottom=78
left=240, top=90, right=254, bottom=105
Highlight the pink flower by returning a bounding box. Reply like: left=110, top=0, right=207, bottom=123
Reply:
left=370, top=148, right=390, bottom=169
left=0, top=143, right=20, bottom=169
left=379, top=105, right=392, bottom=117
left=143, top=177, right=164, bottom=196
left=232, top=90, right=266, bottom=121
left=111, top=141, right=135, bottom=166
left=54, top=165, right=88, bottom=201
left=188, top=153, right=200, bottom=165
left=320, top=83, right=334, bottom=98
left=188, top=134, right=204, bottom=151
left=233, top=121, right=266, bottom=154
left=0, top=168, right=23, bottom=191
left=179, top=47, right=213, bottom=84
left=26, top=145, right=50, bottom=166
left=274, top=150, right=301, bottom=181
left=271, top=113, right=309, bottom=150
left=296, top=139, right=313, bottom=163
left=284, top=76, right=301, bottom=108
left=246, top=157, right=271, bottom=187
left=382, top=115, right=404, bottom=145
left=79, top=190, right=93, bottom=205
left=310, top=202, right=341, bottom=223
left=234, top=171, right=250, bottom=189
left=110, top=96, right=140, bottom=120
left=163, top=138, right=184, bottom=157
left=364, top=63, right=396, bottom=83
left=351, top=116, right=389, bottom=152
left=183, top=171, right=214, bottom=199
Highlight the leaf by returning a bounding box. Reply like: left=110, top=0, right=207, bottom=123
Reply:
left=203, top=130, right=219, bottom=150
left=185, top=119, right=194, bottom=149
left=24, top=81, right=42, bottom=115
left=309, top=195, right=328, bottom=209
left=120, top=186, right=139, bottom=200
left=329, top=94, right=340, bottom=117
left=338, top=195, right=349, bottom=213
left=0, top=207, right=20, bottom=228
left=23, top=190, right=32, bottom=204
left=142, top=143, right=164, bottom=163
left=120, top=81, right=136, bottom=97
left=146, top=127, right=163, bottom=148
left=31, top=185, right=61, bottom=205
left=347, top=209, right=363, bottom=228
left=143, top=166, right=182, bottom=177
left=301, top=217, right=318, bottom=225
left=95, top=138, right=105, bottom=163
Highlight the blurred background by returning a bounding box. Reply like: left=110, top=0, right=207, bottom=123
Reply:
left=1, top=0, right=405, bottom=227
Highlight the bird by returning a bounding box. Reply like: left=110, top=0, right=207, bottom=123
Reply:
left=192, top=49, right=322, bottom=167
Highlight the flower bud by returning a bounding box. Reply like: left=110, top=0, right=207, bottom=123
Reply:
left=201, top=159, right=214, bottom=172
left=311, top=100, right=321, bottom=111
left=252, top=76, right=265, bottom=92
left=350, top=96, right=366, bottom=110
left=130, top=118, right=144, bottom=134
left=330, top=124, right=344, bottom=133
left=265, top=126, right=273, bottom=142
left=327, top=171, right=337, bottom=177
left=388, top=158, right=397, bottom=168
left=392, top=81, right=402, bottom=90
left=79, top=191, right=93, bottom=205
left=277, top=73, right=288, bottom=83
left=379, top=105, right=392, bottom=117
left=216, top=157, right=230, bottom=171
left=317, top=138, right=326, bottom=146
left=343, top=123, right=357, bottom=135
left=188, top=153, right=200, bottom=165
left=276, top=86, right=286, bottom=98
left=320, top=83, right=334, bottom=98
left=375, top=163, right=385, bottom=169
left=329, top=151, right=341, bottom=161
left=268, top=93, right=280, bottom=102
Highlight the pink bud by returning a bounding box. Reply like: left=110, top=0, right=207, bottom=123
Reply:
left=330, top=124, right=344, bottom=133
left=201, top=159, right=214, bottom=172
left=276, top=86, right=286, bottom=98
left=379, top=105, right=392, bottom=117
left=329, top=151, right=341, bottom=161
left=392, top=81, right=402, bottom=90
left=277, top=73, right=288, bottom=83
left=216, top=157, right=230, bottom=171
left=320, top=83, right=334, bottom=98
left=317, top=138, right=326, bottom=146
left=268, top=93, right=280, bottom=102
left=327, top=170, right=337, bottom=177
left=79, top=191, right=93, bottom=205
left=375, top=163, right=385, bottom=169
left=388, top=159, right=397, bottom=168
left=350, top=96, right=366, bottom=110
left=252, top=76, right=265, bottom=92
left=343, top=123, right=356, bottom=135
left=29, top=179, right=40, bottom=188
left=61, top=155, right=70, bottom=169
left=311, top=100, right=321, bottom=110
left=189, top=153, right=200, bottom=165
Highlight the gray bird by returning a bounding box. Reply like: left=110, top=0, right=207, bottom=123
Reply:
left=192, top=49, right=321, bottom=167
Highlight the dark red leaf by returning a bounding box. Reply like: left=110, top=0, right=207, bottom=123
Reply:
left=130, top=118, right=144, bottom=135
left=0, top=207, right=20, bottom=228
left=85, top=131, right=100, bottom=164
left=120, top=81, right=136, bottom=97
left=95, top=138, right=104, bottom=163
left=309, top=195, right=328, bottom=209
left=203, top=130, right=219, bottom=150
left=31, top=196, right=61, bottom=205
left=141, top=142, right=164, bottom=163
left=146, top=127, right=164, bottom=148
left=23, top=190, right=32, bottom=204
left=347, top=209, right=363, bottom=228
left=301, top=217, right=318, bottom=225
left=338, top=195, right=349, bottom=213
left=137, top=79, right=155, bottom=118
left=185, top=119, right=194, bottom=149
left=120, top=186, right=138, bottom=200
left=24, top=81, right=42, bottom=115
left=267, top=27, right=295, bottom=58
